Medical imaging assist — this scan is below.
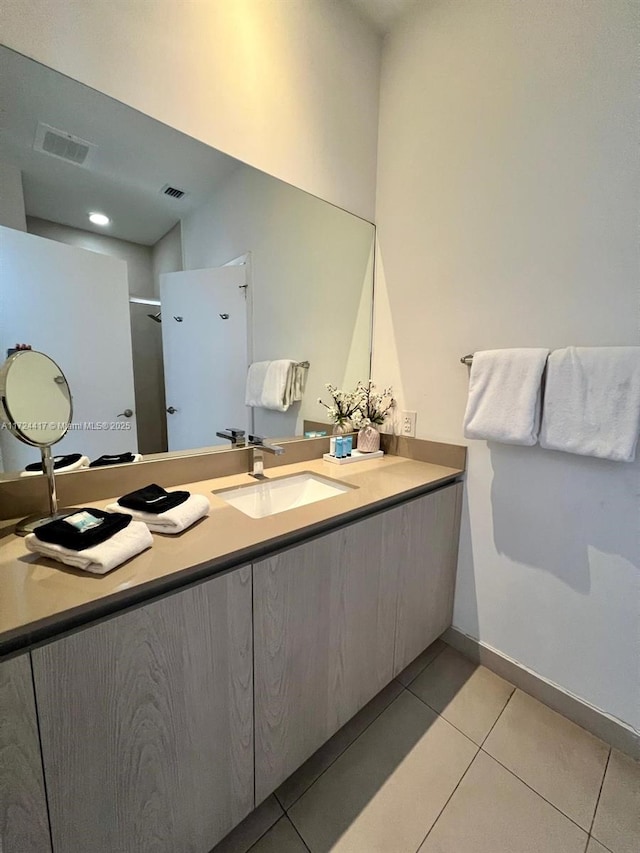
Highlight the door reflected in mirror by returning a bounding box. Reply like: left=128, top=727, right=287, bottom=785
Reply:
left=0, top=45, right=374, bottom=476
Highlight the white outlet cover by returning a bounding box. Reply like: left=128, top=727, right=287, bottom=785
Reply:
left=401, top=411, right=417, bottom=437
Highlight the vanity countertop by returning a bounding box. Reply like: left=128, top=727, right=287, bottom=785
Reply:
left=0, top=454, right=463, bottom=656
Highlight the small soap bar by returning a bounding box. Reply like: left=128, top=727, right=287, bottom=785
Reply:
left=63, top=510, right=104, bottom=532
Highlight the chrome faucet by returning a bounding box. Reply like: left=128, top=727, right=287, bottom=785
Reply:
left=216, top=427, right=246, bottom=447
left=248, top=434, right=284, bottom=479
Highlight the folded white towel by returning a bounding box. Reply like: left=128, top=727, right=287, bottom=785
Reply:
left=539, top=346, right=640, bottom=462
left=263, top=360, right=295, bottom=411
left=21, top=455, right=90, bottom=477
left=25, top=520, right=152, bottom=574
left=245, top=361, right=271, bottom=408
left=245, top=360, right=304, bottom=411
left=291, top=363, right=308, bottom=402
left=463, top=348, right=549, bottom=446
left=106, top=493, right=210, bottom=534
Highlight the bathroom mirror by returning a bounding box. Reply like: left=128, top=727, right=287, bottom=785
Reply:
left=0, top=350, right=79, bottom=533
left=0, top=45, right=374, bottom=476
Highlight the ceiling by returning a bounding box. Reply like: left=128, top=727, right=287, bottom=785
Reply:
left=0, top=47, right=241, bottom=245
left=347, top=0, right=418, bottom=35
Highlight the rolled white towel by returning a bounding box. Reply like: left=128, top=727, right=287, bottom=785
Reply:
left=25, top=521, right=152, bottom=574
left=106, top=493, right=210, bottom=534
left=21, top=455, right=90, bottom=477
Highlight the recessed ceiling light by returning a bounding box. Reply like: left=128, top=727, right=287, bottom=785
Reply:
left=89, top=212, right=110, bottom=226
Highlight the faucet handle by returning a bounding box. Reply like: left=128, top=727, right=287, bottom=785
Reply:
left=216, top=428, right=246, bottom=446
left=249, top=435, right=284, bottom=455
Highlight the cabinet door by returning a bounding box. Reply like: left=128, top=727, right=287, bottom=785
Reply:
left=388, top=483, right=462, bottom=675
left=0, top=653, right=51, bottom=853
left=32, top=567, right=253, bottom=853
left=254, top=515, right=396, bottom=802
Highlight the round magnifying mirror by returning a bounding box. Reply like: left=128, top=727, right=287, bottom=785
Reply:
left=0, top=350, right=78, bottom=535
left=0, top=350, right=72, bottom=446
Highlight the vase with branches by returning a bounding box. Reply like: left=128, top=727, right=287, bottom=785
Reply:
left=355, top=381, right=395, bottom=452
left=317, top=384, right=363, bottom=434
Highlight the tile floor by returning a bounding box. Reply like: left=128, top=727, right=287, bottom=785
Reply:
left=213, top=640, right=640, bottom=853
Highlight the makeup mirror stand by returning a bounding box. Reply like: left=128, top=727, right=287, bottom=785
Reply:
left=15, top=445, right=78, bottom=536
left=0, top=349, right=80, bottom=536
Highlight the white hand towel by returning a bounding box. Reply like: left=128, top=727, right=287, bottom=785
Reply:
left=106, top=493, right=210, bottom=534
left=292, top=363, right=308, bottom=402
left=245, top=360, right=298, bottom=411
left=539, top=346, right=640, bottom=462
left=20, top=455, right=90, bottom=477
left=25, top=521, right=152, bottom=574
left=245, top=361, right=271, bottom=407
left=463, top=348, right=549, bottom=446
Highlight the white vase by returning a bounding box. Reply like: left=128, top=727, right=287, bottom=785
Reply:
left=332, top=420, right=352, bottom=435
left=357, top=424, right=380, bottom=453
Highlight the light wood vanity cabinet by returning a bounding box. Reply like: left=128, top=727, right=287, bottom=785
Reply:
left=0, top=653, right=52, bottom=853
left=253, top=513, right=398, bottom=802
left=31, top=566, right=254, bottom=853
left=253, top=482, right=462, bottom=802
left=8, top=478, right=461, bottom=853
left=387, top=482, right=463, bottom=675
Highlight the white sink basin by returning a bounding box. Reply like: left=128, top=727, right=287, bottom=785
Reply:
left=215, top=472, right=354, bottom=519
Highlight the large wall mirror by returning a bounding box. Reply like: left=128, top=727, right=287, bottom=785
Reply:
left=0, top=46, right=374, bottom=476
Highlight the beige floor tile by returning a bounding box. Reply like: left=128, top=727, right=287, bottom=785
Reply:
left=591, top=749, right=640, bottom=853
left=213, top=796, right=284, bottom=853
left=396, top=639, right=446, bottom=687
left=418, top=751, right=588, bottom=853
left=484, top=689, right=609, bottom=830
left=288, top=690, right=477, bottom=853
left=276, top=679, right=403, bottom=809
left=408, top=646, right=514, bottom=744
left=248, top=817, right=308, bottom=853
left=586, top=839, right=611, bottom=853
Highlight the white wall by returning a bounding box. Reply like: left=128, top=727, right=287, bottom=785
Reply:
left=181, top=166, right=374, bottom=438
left=0, top=0, right=381, bottom=221
left=152, top=223, right=183, bottom=299
left=0, top=160, right=26, bottom=231
left=26, top=217, right=153, bottom=295
left=374, top=0, right=640, bottom=730
left=26, top=217, right=166, bottom=454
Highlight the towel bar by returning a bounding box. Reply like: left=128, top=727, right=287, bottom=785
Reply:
left=460, top=354, right=474, bottom=365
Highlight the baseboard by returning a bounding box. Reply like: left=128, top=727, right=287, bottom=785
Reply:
left=443, top=627, right=640, bottom=760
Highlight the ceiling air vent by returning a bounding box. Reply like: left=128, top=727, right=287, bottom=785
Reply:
left=33, top=122, right=96, bottom=167
left=161, top=184, right=187, bottom=200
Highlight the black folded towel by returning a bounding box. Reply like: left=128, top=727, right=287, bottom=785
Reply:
left=25, top=453, right=83, bottom=473
left=89, top=453, right=136, bottom=468
left=117, top=483, right=190, bottom=515
left=34, top=508, right=132, bottom=551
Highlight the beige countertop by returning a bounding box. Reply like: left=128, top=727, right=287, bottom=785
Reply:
left=0, top=454, right=463, bottom=656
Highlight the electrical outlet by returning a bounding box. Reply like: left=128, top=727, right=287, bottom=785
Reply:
left=401, top=411, right=417, bottom=437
